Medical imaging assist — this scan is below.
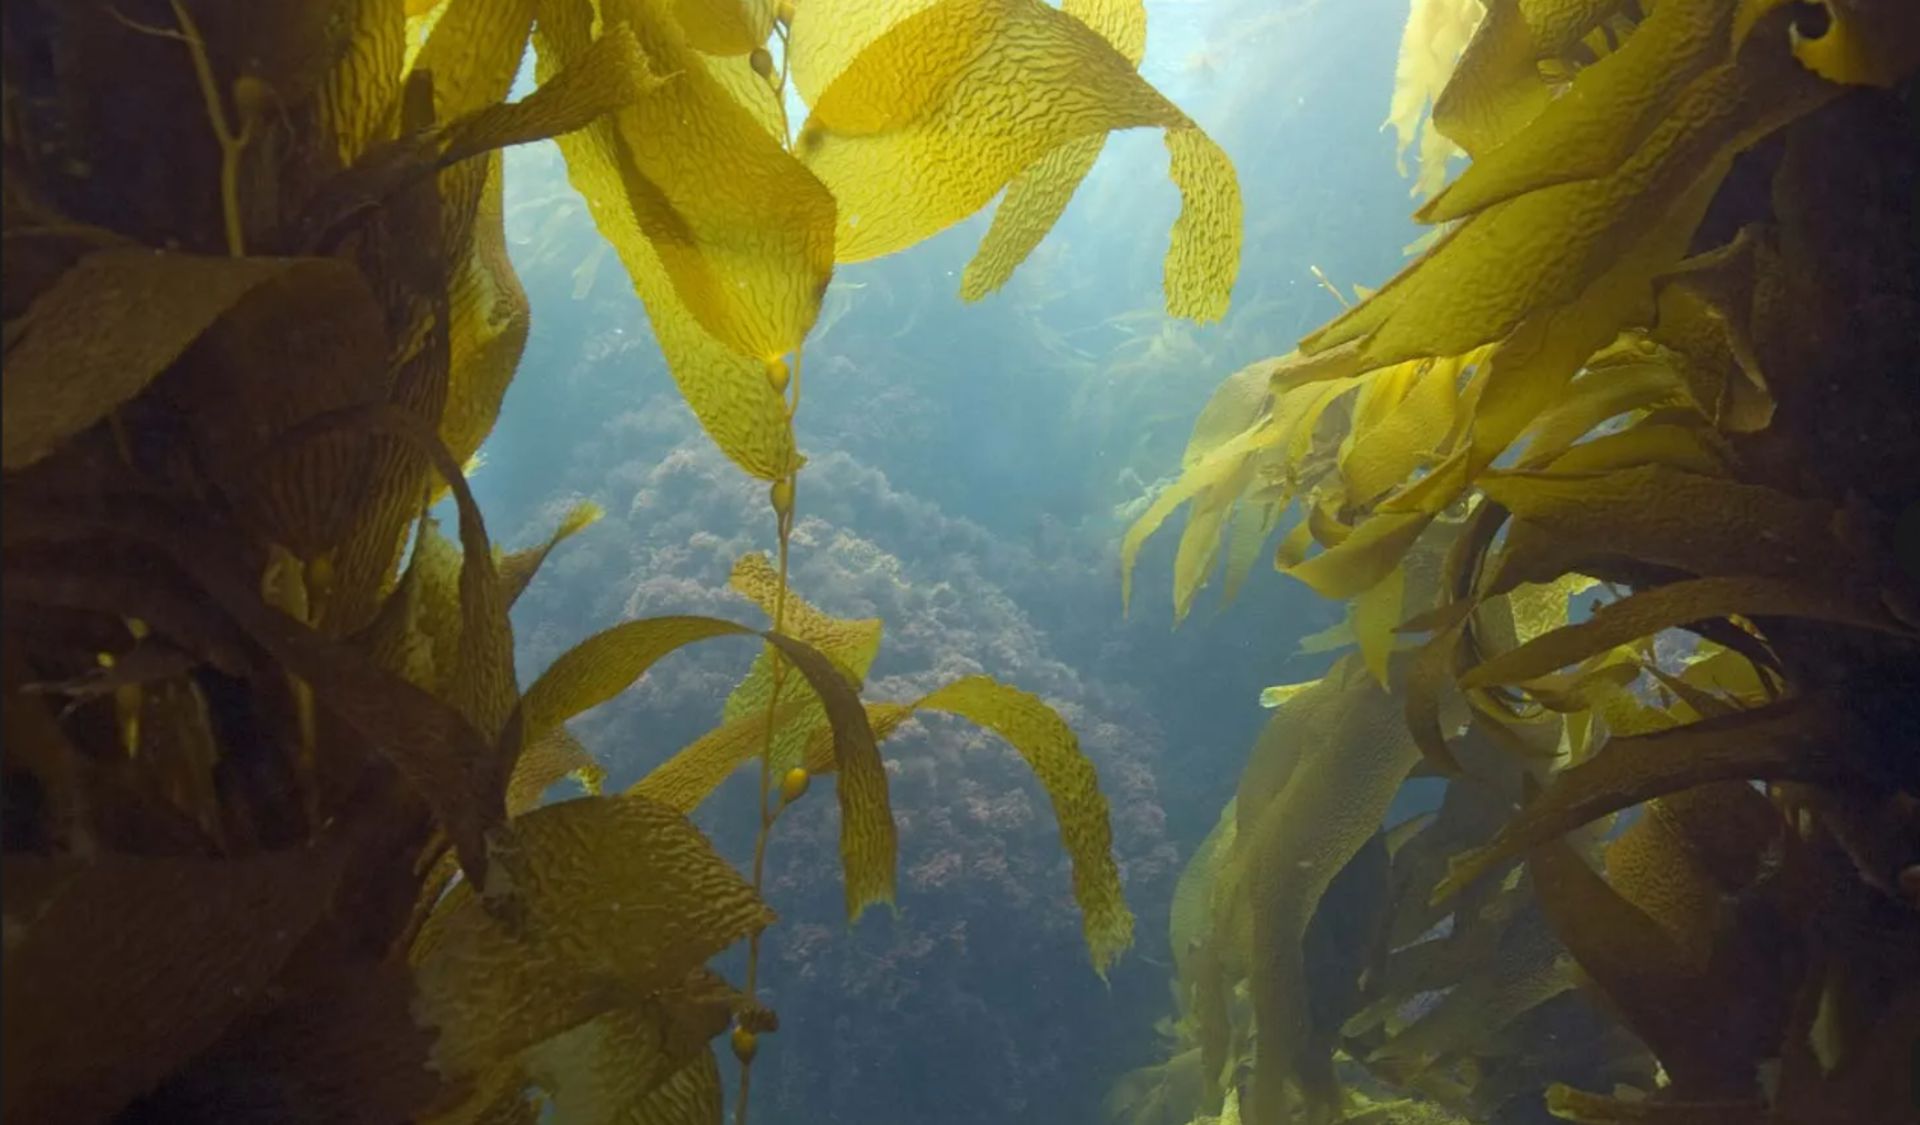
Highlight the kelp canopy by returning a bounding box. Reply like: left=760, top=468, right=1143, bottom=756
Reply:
left=0, top=0, right=1246, bottom=1122
left=1121, top=2, right=1920, bottom=1124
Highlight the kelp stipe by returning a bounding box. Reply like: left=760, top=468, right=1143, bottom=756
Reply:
left=0, top=0, right=1243, bottom=1122
left=1119, top=2, right=1920, bottom=1122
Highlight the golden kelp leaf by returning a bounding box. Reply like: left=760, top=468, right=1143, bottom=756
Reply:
left=623, top=1048, right=723, bottom=1125
left=794, top=0, right=1240, bottom=321
left=964, top=0, right=1159, bottom=300
left=500, top=500, right=605, bottom=607
left=548, top=1, right=832, bottom=360
left=721, top=552, right=884, bottom=773
left=727, top=552, right=884, bottom=680
left=533, top=1, right=822, bottom=480
left=1185, top=359, right=1278, bottom=468
left=1429, top=0, right=1554, bottom=158
left=439, top=22, right=661, bottom=161
left=522, top=973, right=733, bottom=1120
left=1241, top=660, right=1423, bottom=1125
left=507, top=725, right=604, bottom=814
left=1172, top=459, right=1254, bottom=624
left=799, top=700, right=919, bottom=776
left=413, top=795, right=773, bottom=1078
left=1543, top=1085, right=1765, bottom=1124
left=1, top=251, right=332, bottom=471
left=1437, top=696, right=1848, bottom=899
left=1538, top=421, right=1726, bottom=477
left=915, top=675, right=1135, bottom=975
left=2, top=845, right=348, bottom=1123
left=1383, top=0, right=1483, bottom=199
left=1306, top=17, right=1837, bottom=367
left=959, top=135, right=1105, bottom=303
left=441, top=157, right=529, bottom=480
left=1514, top=359, right=1689, bottom=467
left=630, top=700, right=806, bottom=813
left=518, top=615, right=753, bottom=741
left=1341, top=353, right=1462, bottom=505
left=1352, top=563, right=1408, bottom=687
left=1283, top=510, right=1436, bottom=600
left=1476, top=464, right=1856, bottom=594
left=1122, top=420, right=1280, bottom=614
left=1463, top=575, right=1907, bottom=688
left=1219, top=501, right=1280, bottom=611
left=674, top=0, right=777, bottom=56
left=1170, top=799, right=1237, bottom=978
left=1419, top=0, right=1736, bottom=223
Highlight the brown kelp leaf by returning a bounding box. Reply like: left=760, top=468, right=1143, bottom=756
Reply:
left=1437, top=696, right=1849, bottom=899
left=915, top=675, right=1134, bottom=974
left=170, top=256, right=390, bottom=558
left=1462, top=575, right=1909, bottom=688
left=500, top=500, right=605, bottom=607
left=2, top=842, right=350, bottom=1123
left=2, top=251, right=336, bottom=471
left=1759, top=0, right=1920, bottom=88
left=12, top=493, right=506, bottom=881
left=1543, top=1084, right=1766, bottom=1123
left=413, top=795, right=773, bottom=1078
left=792, top=0, right=1240, bottom=321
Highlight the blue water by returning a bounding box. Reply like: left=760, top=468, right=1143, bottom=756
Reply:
left=473, top=2, right=1430, bottom=1121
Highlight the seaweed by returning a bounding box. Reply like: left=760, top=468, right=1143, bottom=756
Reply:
left=2, top=0, right=1240, bottom=1121
left=1122, top=2, right=1920, bottom=1122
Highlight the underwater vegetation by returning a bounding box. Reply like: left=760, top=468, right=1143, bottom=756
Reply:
left=0, top=1, right=1246, bottom=1123
left=1119, top=1, right=1920, bottom=1123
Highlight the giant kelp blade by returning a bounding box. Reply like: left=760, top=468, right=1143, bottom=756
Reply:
left=2, top=251, right=337, bottom=471
left=535, top=0, right=834, bottom=363
left=507, top=725, right=605, bottom=814
left=500, top=500, right=605, bottom=607
left=532, top=0, right=820, bottom=480
left=522, top=971, right=736, bottom=1120
left=959, top=135, right=1106, bottom=303
left=1461, top=575, right=1909, bottom=688
left=915, top=675, right=1134, bottom=975
left=673, top=0, right=777, bottom=56
left=1417, top=0, right=1735, bottom=223
left=1243, top=660, right=1422, bottom=1125
left=1302, top=15, right=1837, bottom=364
left=517, top=615, right=756, bottom=741
left=761, top=630, right=896, bottom=922
left=1121, top=420, right=1279, bottom=614
left=1, top=845, right=350, bottom=1123
left=1475, top=464, right=1858, bottom=595
left=720, top=552, right=884, bottom=773
left=793, top=0, right=1239, bottom=321
left=412, top=795, right=773, bottom=1079
left=1436, top=696, right=1848, bottom=899
left=1282, top=510, right=1435, bottom=601
left=631, top=702, right=808, bottom=813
